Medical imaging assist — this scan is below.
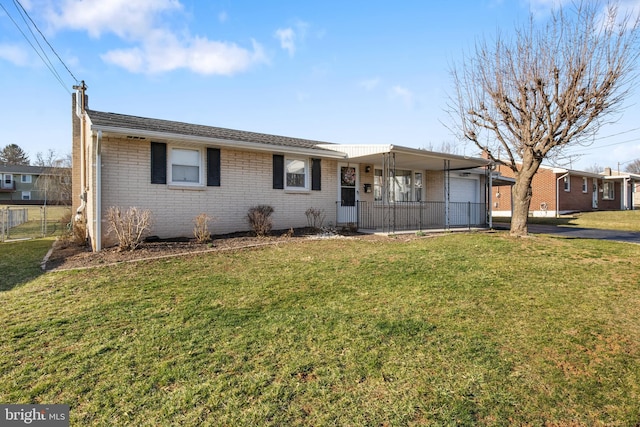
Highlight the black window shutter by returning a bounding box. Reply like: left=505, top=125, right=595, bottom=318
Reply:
left=273, top=155, right=284, bottom=189
left=150, top=142, right=167, bottom=184
left=311, top=158, right=321, bottom=191
left=207, top=148, right=221, bottom=186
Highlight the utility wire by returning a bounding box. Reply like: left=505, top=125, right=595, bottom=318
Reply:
left=579, top=136, right=640, bottom=151
left=13, top=0, right=79, bottom=83
left=591, top=126, right=640, bottom=141
left=11, top=0, right=66, bottom=87
left=0, top=1, right=75, bottom=93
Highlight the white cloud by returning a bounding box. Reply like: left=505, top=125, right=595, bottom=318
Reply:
left=47, top=0, right=182, bottom=39
left=358, top=77, right=381, bottom=91
left=389, top=85, right=416, bottom=109
left=0, top=44, right=30, bottom=66
left=275, top=28, right=296, bottom=56
left=102, top=35, right=267, bottom=75
left=44, top=0, right=267, bottom=75
left=274, top=20, right=309, bottom=57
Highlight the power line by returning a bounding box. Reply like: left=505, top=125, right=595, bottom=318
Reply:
left=591, top=126, right=640, bottom=141
left=13, top=0, right=79, bottom=83
left=579, top=136, right=640, bottom=151
left=11, top=0, right=66, bottom=87
left=0, top=1, right=77, bottom=93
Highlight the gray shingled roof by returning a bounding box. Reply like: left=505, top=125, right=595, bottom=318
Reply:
left=87, top=109, right=339, bottom=151
left=0, top=164, right=47, bottom=174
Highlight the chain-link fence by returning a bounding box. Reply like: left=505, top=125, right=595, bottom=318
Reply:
left=0, top=206, right=71, bottom=242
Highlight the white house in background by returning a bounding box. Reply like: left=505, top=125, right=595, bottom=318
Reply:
left=600, top=167, right=640, bottom=210
left=72, top=89, right=497, bottom=251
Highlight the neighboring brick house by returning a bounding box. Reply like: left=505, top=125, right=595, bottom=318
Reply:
left=491, top=163, right=633, bottom=217
left=72, top=90, right=495, bottom=251
left=0, top=164, right=71, bottom=205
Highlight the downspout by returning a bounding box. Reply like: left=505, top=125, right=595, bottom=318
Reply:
left=624, top=177, right=629, bottom=210
left=444, top=160, right=450, bottom=229
left=74, top=82, right=87, bottom=222
left=95, top=130, right=102, bottom=251
left=488, top=167, right=493, bottom=229
left=556, top=173, right=569, bottom=218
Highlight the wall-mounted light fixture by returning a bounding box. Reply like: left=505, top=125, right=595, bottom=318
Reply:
left=365, top=166, right=371, bottom=173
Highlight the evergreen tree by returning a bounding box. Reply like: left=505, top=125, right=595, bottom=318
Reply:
left=0, top=144, right=30, bottom=165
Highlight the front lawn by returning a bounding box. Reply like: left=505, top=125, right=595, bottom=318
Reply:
left=1, top=233, right=639, bottom=425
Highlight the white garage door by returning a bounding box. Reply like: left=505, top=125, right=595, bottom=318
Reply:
left=449, top=177, right=481, bottom=226
left=450, top=177, right=478, bottom=203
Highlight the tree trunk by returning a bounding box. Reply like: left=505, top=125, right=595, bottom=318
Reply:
left=510, top=176, right=533, bottom=236
left=510, top=157, right=541, bottom=237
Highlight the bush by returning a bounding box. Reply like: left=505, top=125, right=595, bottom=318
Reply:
left=247, top=205, right=274, bottom=237
left=59, top=212, right=86, bottom=246
left=193, top=213, right=213, bottom=243
left=106, top=206, right=153, bottom=251
left=305, top=207, right=326, bottom=230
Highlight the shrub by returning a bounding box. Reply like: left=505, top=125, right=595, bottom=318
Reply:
left=305, top=207, right=326, bottom=230
left=247, top=205, right=274, bottom=237
left=193, top=213, right=213, bottom=243
left=106, top=206, right=153, bottom=251
left=59, top=212, right=87, bottom=246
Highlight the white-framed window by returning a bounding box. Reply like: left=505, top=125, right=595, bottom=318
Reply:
left=21, top=174, right=32, bottom=183
left=563, top=176, right=570, bottom=192
left=285, top=158, right=308, bottom=190
left=374, top=168, right=423, bottom=202
left=169, top=147, right=203, bottom=186
left=21, top=191, right=31, bottom=200
left=582, top=177, right=588, bottom=193
left=414, top=172, right=423, bottom=202
left=603, top=182, right=615, bottom=200
left=374, top=169, right=383, bottom=201
left=4, top=174, right=12, bottom=185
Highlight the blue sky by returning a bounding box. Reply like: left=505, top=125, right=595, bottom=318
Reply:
left=1, top=0, right=640, bottom=171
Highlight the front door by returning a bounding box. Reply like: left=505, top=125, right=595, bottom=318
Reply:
left=337, top=165, right=358, bottom=224
left=592, top=181, right=598, bottom=209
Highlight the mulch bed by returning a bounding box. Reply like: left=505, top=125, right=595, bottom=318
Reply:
left=44, top=228, right=388, bottom=272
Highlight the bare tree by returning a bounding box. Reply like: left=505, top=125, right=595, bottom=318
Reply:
left=449, top=1, right=640, bottom=236
left=34, top=150, right=72, bottom=205
left=624, top=158, right=640, bottom=174
left=584, top=163, right=604, bottom=174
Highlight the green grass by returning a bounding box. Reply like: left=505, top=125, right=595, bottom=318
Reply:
left=1, top=234, right=640, bottom=425
left=494, top=210, right=640, bottom=231
left=0, top=238, right=52, bottom=290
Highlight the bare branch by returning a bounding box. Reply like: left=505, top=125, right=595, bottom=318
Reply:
left=446, top=0, right=640, bottom=235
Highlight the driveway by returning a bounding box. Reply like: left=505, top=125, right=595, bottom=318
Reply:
left=494, top=223, right=640, bottom=244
